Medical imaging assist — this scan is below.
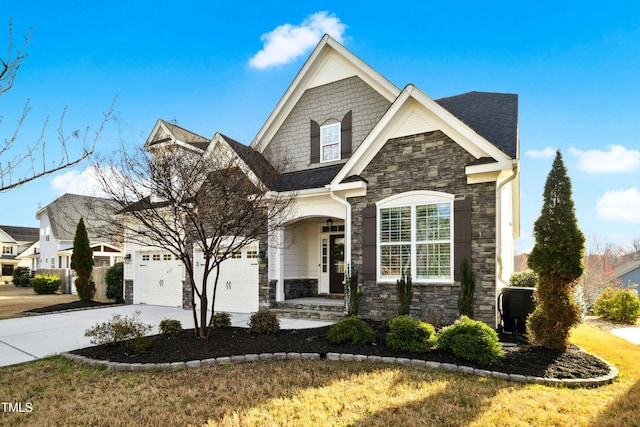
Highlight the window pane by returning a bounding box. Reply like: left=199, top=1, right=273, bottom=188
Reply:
left=417, top=203, right=451, bottom=241
left=380, top=244, right=411, bottom=277
left=322, top=143, right=340, bottom=161
left=380, top=207, right=411, bottom=243
left=416, top=243, right=451, bottom=279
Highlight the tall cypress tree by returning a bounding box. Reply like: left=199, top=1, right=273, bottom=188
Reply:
left=71, top=218, right=95, bottom=300
left=527, top=150, right=585, bottom=350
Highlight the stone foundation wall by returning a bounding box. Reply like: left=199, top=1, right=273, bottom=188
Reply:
left=124, top=279, right=133, bottom=305
left=284, top=279, right=318, bottom=299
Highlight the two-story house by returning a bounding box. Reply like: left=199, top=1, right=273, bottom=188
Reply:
left=0, top=225, right=39, bottom=283
left=124, top=35, right=519, bottom=327
left=35, top=193, right=124, bottom=271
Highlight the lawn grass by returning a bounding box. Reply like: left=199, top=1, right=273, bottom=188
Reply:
left=0, top=323, right=638, bottom=426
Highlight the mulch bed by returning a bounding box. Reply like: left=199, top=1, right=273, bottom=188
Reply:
left=24, top=300, right=120, bottom=314
left=71, top=321, right=612, bottom=380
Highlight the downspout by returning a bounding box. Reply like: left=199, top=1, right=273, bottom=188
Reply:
left=496, top=161, right=519, bottom=288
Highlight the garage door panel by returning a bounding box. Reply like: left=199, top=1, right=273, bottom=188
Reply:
left=137, top=251, right=183, bottom=307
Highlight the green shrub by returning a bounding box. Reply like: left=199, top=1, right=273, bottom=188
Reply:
left=12, top=267, right=31, bottom=287
left=437, top=315, right=504, bottom=365
left=594, top=287, right=640, bottom=323
left=327, top=316, right=375, bottom=345
left=396, top=274, right=413, bottom=316
left=84, top=310, right=152, bottom=352
left=248, top=310, right=280, bottom=334
left=345, top=268, right=363, bottom=316
left=32, top=274, right=61, bottom=294
left=386, top=315, right=437, bottom=353
left=509, top=270, right=538, bottom=288
left=105, top=262, right=124, bottom=302
left=212, top=312, right=232, bottom=328
left=458, top=258, right=475, bottom=318
left=159, top=318, right=183, bottom=335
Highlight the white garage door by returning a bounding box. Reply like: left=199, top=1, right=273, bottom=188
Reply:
left=136, top=250, right=183, bottom=307
left=194, top=245, right=259, bottom=313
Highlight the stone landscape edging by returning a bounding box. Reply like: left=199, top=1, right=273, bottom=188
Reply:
left=61, top=350, right=619, bottom=388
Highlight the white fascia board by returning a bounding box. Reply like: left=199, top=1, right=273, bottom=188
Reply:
left=465, top=160, right=517, bottom=184
left=250, top=35, right=400, bottom=153
left=325, top=180, right=367, bottom=197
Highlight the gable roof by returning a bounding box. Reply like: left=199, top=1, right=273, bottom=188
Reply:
left=435, top=92, right=518, bottom=158
left=220, top=134, right=278, bottom=186
left=0, top=225, right=39, bottom=243
left=611, top=259, right=640, bottom=280
left=36, top=194, right=120, bottom=242
left=146, top=119, right=210, bottom=152
left=250, top=34, right=401, bottom=153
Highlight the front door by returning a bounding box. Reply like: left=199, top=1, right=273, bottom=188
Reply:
left=329, top=234, right=345, bottom=294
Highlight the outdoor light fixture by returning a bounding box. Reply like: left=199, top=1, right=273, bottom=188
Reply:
left=124, top=253, right=132, bottom=264
left=326, top=218, right=334, bottom=229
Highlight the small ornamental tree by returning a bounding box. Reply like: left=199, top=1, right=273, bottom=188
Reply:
left=71, top=218, right=95, bottom=301
left=527, top=151, right=585, bottom=350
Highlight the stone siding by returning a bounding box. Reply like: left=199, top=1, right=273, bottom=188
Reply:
left=349, top=130, right=497, bottom=326
left=124, top=279, right=133, bottom=305
left=284, top=278, right=318, bottom=299
left=263, top=76, right=391, bottom=172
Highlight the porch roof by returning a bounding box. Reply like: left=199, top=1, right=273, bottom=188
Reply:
left=273, top=164, right=344, bottom=191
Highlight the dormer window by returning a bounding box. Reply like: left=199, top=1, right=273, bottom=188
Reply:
left=321, top=122, right=341, bottom=162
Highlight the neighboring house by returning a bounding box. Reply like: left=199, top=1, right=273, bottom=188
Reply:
left=124, top=35, right=519, bottom=327
left=35, top=193, right=124, bottom=271
left=0, top=225, right=39, bottom=283
left=610, top=257, right=640, bottom=294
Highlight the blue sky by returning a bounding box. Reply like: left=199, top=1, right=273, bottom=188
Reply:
left=2, top=1, right=639, bottom=254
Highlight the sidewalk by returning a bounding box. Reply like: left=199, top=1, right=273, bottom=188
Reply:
left=0, top=305, right=334, bottom=367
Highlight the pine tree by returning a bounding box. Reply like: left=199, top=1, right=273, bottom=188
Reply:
left=527, top=150, right=585, bottom=350
left=71, top=218, right=95, bottom=301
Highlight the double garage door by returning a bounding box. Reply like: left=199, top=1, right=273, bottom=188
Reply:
left=137, top=247, right=258, bottom=313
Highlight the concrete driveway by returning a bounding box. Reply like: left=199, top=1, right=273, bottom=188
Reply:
left=0, top=305, right=333, bottom=368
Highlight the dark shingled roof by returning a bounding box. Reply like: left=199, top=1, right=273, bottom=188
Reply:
left=156, top=120, right=210, bottom=151
left=274, top=164, right=344, bottom=192
left=435, top=91, right=518, bottom=159
left=221, top=134, right=278, bottom=186
left=0, top=225, right=39, bottom=243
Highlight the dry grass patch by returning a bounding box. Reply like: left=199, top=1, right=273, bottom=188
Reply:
left=0, top=323, right=638, bottom=426
left=0, top=285, right=75, bottom=319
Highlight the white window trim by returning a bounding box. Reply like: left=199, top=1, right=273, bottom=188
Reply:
left=320, top=122, right=341, bottom=163
left=376, top=191, right=455, bottom=284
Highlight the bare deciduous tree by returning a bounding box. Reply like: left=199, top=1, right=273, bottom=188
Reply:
left=0, top=19, right=115, bottom=192
left=91, top=139, right=295, bottom=339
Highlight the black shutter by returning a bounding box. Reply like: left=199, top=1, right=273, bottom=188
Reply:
left=341, top=110, right=352, bottom=158
left=453, top=199, right=472, bottom=281
left=362, top=206, right=377, bottom=281
left=310, top=120, right=320, bottom=164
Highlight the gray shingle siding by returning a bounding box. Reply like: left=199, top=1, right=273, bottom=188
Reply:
left=262, top=76, right=392, bottom=172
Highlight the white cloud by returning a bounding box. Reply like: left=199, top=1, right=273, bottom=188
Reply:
left=525, top=147, right=556, bottom=158
left=51, top=167, right=105, bottom=197
left=596, top=188, right=640, bottom=222
left=249, top=11, right=346, bottom=69
left=570, top=144, right=640, bottom=174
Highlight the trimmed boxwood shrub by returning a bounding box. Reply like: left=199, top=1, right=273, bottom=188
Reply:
left=159, top=318, right=183, bottom=335
left=509, top=270, right=538, bottom=288
left=327, top=316, right=375, bottom=345
left=386, top=315, right=437, bottom=353
left=212, top=312, right=232, bottom=328
left=437, top=315, right=504, bottom=365
left=594, top=287, right=640, bottom=323
left=32, top=274, right=61, bottom=294
left=248, top=310, right=280, bottom=334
